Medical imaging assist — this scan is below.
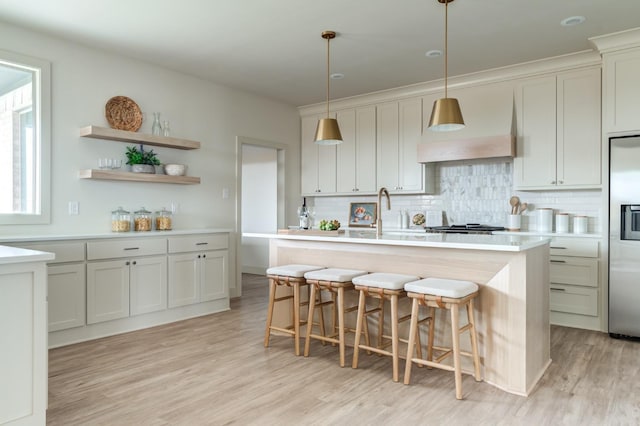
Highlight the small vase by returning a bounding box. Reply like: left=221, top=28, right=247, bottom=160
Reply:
left=151, top=112, right=162, bottom=136
left=162, top=121, right=170, bottom=137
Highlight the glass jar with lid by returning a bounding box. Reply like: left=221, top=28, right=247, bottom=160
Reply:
left=155, top=207, right=172, bottom=231
left=134, top=207, right=152, bottom=232
left=111, top=206, right=131, bottom=232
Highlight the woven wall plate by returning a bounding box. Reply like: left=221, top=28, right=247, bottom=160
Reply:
left=105, top=96, right=143, bottom=131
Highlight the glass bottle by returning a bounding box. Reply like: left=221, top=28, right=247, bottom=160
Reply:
left=162, top=121, right=170, bottom=137
left=152, top=112, right=162, bottom=136
left=298, top=197, right=310, bottom=230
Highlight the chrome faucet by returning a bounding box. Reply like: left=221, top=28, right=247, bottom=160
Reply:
left=376, top=187, right=391, bottom=236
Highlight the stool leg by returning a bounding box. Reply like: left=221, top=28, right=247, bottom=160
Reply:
left=378, top=297, right=385, bottom=350
left=331, top=290, right=337, bottom=347
left=451, top=303, right=463, bottom=400
left=427, top=306, right=436, bottom=363
left=403, top=298, right=420, bottom=385
left=390, top=294, right=399, bottom=382
left=352, top=290, right=367, bottom=369
left=304, top=284, right=318, bottom=357
left=264, top=278, right=277, bottom=348
left=317, top=289, right=327, bottom=345
left=337, top=286, right=346, bottom=367
left=468, top=298, right=482, bottom=381
left=293, top=282, right=301, bottom=356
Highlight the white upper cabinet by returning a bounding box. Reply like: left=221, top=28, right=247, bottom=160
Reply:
left=301, top=114, right=337, bottom=196
left=377, top=98, right=433, bottom=194
left=336, top=106, right=377, bottom=194
left=514, top=67, right=601, bottom=189
left=603, top=48, right=640, bottom=133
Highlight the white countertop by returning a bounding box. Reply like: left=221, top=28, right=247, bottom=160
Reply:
left=0, top=228, right=233, bottom=243
left=0, top=245, right=55, bottom=264
left=244, top=230, right=550, bottom=252
left=493, top=230, right=602, bottom=239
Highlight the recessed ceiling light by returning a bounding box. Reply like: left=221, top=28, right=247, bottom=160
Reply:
left=560, top=16, right=586, bottom=27
left=330, top=73, right=344, bottom=79
left=425, top=50, right=442, bottom=58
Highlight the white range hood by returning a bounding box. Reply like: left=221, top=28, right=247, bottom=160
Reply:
left=418, top=81, right=516, bottom=163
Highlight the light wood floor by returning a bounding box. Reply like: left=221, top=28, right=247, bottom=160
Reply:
left=47, top=274, right=640, bottom=425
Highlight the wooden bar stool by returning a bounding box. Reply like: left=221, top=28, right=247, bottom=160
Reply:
left=264, top=264, right=325, bottom=356
left=304, top=268, right=368, bottom=367
left=403, top=277, right=482, bottom=400
left=351, top=272, right=424, bottom=382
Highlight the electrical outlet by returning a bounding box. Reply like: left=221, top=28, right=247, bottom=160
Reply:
left=222, top=188, right=229, bottom=199
left=68, top=201, right=79, bottom=215
left=171, top=203, right=179, bottom=214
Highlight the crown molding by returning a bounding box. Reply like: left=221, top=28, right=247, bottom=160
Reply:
left=589, top=27, right=640, bottom=54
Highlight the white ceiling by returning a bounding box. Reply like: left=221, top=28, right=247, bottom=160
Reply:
left=1, top=0, right=639, bottom=106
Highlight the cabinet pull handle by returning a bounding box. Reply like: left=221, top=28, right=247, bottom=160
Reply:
left=550, top=246, right=567, bottom=250
left=196, top=242, right=208, bottom=246
left=550, top=287, right=566, bottom=292
left=550, top=260, right=566, bottom=263
left=124, top=247, right=139, bottom=251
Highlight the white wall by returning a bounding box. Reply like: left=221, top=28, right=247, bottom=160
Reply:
left=241, top=144, right=277, bottom=273
left=0, top=22, right=301, bottom=237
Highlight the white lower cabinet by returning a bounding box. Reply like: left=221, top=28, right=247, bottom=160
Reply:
left=130, top=256, right=168, bottom=316
left=549, top=237, right=601, bottom=329
left=168, top=234, right=229, bottom=308
left=48, top=263, right=86, bottom=331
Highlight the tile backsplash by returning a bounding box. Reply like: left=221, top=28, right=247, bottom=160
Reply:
left=309, top=158, right=602, bottom=234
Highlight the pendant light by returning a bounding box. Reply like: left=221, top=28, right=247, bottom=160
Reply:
left=428, top=0, right=465, bottom=132
left=314, top=30, right=343, bottom=145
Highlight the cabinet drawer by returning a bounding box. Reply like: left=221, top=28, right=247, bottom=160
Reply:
left=549, top=238, right=598, bottom=257
left=168, top=234, right=228, bottom=253
left=13, top=241, right=85, bottom=263
left=550, top=284, right=598, bottom=316
left=550, top=256, right=598, bottom=288
left=87, top=238, right=166, bottom=260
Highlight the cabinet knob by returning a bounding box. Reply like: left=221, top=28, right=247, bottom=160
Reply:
left=125, top=261, right=130, bottom=266
left=315, top=189, right=321, bottom=193
left=551, top=180, right=556, bottom=184
left=203, top=254, right=206, bottom=258
left=558, top=180, right=564, bottom=184
left=132, top=261, right=137, bottom=265
left=198, top=255, right=201, bottom=258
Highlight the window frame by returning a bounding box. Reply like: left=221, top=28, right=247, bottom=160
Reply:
left=0, top=50, right=51, bottom=225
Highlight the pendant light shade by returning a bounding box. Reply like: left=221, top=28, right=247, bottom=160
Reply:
left=314, top=30, right=343, bottom=145
left=428, top=0, right=465, bottom=132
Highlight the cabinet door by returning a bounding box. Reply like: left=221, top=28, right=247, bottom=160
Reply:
left=376, top=101, right=400, bottom=190
left=301, top=113, right=336, bottom=195
left=87, top=260, right=130, bottom=324
left=168, top=253, right=199, bottom=308
left=398, top=98, right=424, bottom=192
left=514, top=75, right=557, bottom=188
left=336, top=107, right=377, bottom=194
left=130, top=255, right=167, bottom=316
left=48, top=263, right=85, bottom=332
left=604, top=49, right=640, bottom=133
left=200, top=250, right=229, bottom=302
left=336, top=109, right=357, bottom=193
left=557, top=68, right=602, bottom=187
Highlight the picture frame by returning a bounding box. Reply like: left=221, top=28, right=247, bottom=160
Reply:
left=348, top=202, right=377, bottom=227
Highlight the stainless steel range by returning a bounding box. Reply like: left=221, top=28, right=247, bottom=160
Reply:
left=425, top=224, right=505, bottom=234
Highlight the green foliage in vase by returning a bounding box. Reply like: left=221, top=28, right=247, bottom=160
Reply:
left=125, top=144, right=160, bottom=165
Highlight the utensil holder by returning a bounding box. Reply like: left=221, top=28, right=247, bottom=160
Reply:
left=507, top=214, right=521, bottom=231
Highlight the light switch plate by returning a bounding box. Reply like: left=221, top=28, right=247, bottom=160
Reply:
left=68, top=201, right=79, bottom=215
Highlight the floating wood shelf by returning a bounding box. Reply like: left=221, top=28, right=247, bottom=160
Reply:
left=79, top=125, right=201, bottom=150
left=78, top=169, right=200, bottom=185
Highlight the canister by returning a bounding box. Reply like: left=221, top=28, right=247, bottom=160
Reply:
left=111, top=206, right=131, bottom=232
left=574, top=215, right=588, bottom=234
left=555, top=213, right=569, bottom=233
left=536, top=208, right=553, bottom=233
left=155, top=207, right=173, bottom=231
left=134, top=207, right=152, bottom=232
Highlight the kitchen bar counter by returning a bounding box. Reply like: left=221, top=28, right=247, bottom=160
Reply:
left=249, top=231, right=551, bottom=397
left=0, top=228, right=233, bottom=243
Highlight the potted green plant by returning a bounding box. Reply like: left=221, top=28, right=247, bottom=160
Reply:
left=125, top=144, right=160, bottom=174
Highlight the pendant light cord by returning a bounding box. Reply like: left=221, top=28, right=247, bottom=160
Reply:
left=444, top=0, right=448, bottom=99
left=326, top=35, right=331, bottom=118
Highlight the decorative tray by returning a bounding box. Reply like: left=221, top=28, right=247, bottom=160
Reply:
left=278, top=229, right=345, bottom=236
left=105, top=96, right=143, bottom=131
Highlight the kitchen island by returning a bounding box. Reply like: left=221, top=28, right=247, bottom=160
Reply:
left=245, top=230, right=551, bottom=397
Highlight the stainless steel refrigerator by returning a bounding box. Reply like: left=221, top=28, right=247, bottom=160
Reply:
left=609, top=135, right=640, bottom=338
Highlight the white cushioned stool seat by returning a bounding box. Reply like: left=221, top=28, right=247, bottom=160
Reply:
left=405, top=278, right=478, bottom=299
left=266, top=264, right=324, bottom=278
left=304, top=268, right=367, bottom=282
left=353, top=272, right=421, bottom=290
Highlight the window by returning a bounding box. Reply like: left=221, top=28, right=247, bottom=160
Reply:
left=0, top=50, right=50, bottom=224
